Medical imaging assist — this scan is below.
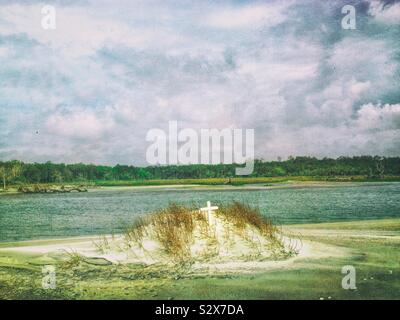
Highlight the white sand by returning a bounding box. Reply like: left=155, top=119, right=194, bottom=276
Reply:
left=0, top=212, right=351, bottom=273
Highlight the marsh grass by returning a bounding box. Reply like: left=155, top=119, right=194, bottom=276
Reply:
left=122, top=202, right=294, bottom=263
left=93, top=235, right=111, bottom=254
left=278, top=229, right=303, bottom=257
left=124, top=217, right=149, bottom=249
left=60, top=250, right=85, bottom=269
left=151, top=204, right=197, bottom=262
left=215, top=202, right=293, bottom=257
left=217, top=202, right=278, bottom=239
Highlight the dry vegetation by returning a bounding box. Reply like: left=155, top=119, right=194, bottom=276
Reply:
left=125, top=204, right=205, bottom=262
left=122, top=202, right=298, bottom=264
left=216, top=202, right=289, bottom=255
left=217, top=202, right=278, bottom=239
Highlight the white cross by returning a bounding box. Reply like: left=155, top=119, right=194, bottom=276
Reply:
left=200, top=201, right=219, bottom=219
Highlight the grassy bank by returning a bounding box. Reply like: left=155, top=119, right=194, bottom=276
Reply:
left=93, top=175, right=400, bottom=186
left=1, top=176, right=399, bottom=194
left=0, top=218, right=398, bottom=299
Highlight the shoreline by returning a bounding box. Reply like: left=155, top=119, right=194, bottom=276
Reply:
left=1, top=216, right=399, bottom=246
left=1, top=179, right=399, bottom=196
left=1, top=217, right=398, bottom=248
left=0, top=219, right=355, bottom=274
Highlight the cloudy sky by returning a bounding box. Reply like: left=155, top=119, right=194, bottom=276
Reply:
left=0, top=0, right=399, bottom=165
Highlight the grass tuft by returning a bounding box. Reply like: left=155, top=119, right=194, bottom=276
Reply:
left=151, top=204, right=196, bottom=262
left=123, top=202, right=293, bottom=263
left=217, top=202, right=277, bottom=238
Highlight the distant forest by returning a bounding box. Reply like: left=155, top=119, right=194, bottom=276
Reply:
left=0, top=156, right=399, bottom=187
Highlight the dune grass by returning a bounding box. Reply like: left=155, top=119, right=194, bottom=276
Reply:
left=122, top=202, right=288, bottom=263
left=217, top=202, right=277, bottom=238
left=125, top=204, right=207, bottom=262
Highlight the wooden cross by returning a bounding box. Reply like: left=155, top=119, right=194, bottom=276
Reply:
left=200, top=201, right=218, bottom=220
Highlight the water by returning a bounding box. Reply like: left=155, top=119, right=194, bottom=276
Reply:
left=0, top=182, right=399, bottom=242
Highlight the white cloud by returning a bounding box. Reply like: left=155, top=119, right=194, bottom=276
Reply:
left=0, top=46, right=10, bottom=58
left=328, top=37, right=395, bottom=81
left=369, top=0, right=400, bottom=24
left=45, top=109, right=114, bottom=140
left=204, top=3, right=288, bottom=29
left=355, top=103, right=400, bottom=131
left=0, top=4, right=186, bottom=58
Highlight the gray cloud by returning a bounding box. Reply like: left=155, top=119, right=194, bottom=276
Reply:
left=0, top=0, right=399, bottom=165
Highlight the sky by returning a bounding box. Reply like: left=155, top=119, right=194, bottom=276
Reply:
left=0, top=0, right=399, bottom=165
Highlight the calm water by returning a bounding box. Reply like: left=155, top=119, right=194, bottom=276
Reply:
left=0, top=183, right=399, bottom=242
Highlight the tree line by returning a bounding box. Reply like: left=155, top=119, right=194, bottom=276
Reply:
left=0, top=156, right=399, bottom=189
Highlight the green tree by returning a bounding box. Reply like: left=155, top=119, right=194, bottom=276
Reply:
left=0, top=166, right=7, bottom=189
left=10, top=161, right=22, bottom=182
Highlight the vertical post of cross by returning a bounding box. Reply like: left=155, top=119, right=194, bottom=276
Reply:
left=200, top=201, right=219, bottom=222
